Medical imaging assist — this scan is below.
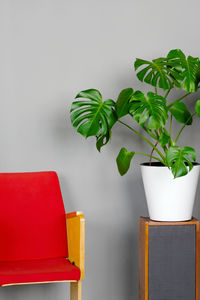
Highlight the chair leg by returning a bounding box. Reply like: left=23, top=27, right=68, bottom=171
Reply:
left=70, top=281, right=82, bottom=300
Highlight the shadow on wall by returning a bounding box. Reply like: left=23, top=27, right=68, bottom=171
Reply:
left=193, top=180, right=200, bottom=220
left=85, top=223, right=139, bottom=300
left=0, top=281, right=69, bottom=300
left=83, top=176, right=148, bottom=300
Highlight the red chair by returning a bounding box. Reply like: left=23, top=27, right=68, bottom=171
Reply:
left=0, top=171, right=85, bottom=300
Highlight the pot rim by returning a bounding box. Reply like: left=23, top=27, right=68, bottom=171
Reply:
left=140, top=162, right=200, bottom=167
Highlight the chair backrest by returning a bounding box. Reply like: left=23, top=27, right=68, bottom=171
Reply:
left=0, top=171, right=68, bottom=261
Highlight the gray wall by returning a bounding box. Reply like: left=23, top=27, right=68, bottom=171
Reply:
left=1, top=0, right=200, bottom=299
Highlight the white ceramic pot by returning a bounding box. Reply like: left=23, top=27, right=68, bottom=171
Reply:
left=141, top=162, right=200, bottom=222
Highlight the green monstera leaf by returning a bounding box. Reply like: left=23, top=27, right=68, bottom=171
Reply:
left=134, top=49, right=200, bottom=92
left=195, top=99, right=200, bottom=117
left=116, top=147, right=135, bottom=176
left=70, top=89, right=117, bottom=151
left=115, top=88, right=134, bottom=118
left=129, top=91, right=168, bottom=129
left=96, top=130, right=111, bottom=152
left=169, top=102, right=192, bottom=125
left=159, top=131, right=170, bottom=147
left=166, top=146, right=196, bottom=178
left=167, top=49, right=200, bottom=92
left=134, top=57, right=182, bottom=90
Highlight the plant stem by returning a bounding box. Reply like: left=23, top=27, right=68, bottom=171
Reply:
left=174, top=112, right=196, bottom=144
left=134, top=151, right=164, bottom=164
left=169, top=114, right=172, bottom=137
left=118, top=120, right=165, bottom=161
left=149, top=140, right=159, bottom=165
left=143, top=127, right=157, bottom=140
left=155, top=87, right=157, bottom=95
left=164, top=88, right=171, bottom=98
left=167, top=92, right=191, bottom=108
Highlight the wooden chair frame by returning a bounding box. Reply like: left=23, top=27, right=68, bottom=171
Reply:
left=2, top=211, right=85, bottom=300
left=66, top=211, right=85, bottom=300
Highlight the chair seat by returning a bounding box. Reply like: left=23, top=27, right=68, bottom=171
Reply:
left=0, top=257, right=81, bottom=286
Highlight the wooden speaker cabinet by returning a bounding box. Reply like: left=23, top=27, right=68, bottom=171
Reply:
left=139, top=217, right=200, bottom=300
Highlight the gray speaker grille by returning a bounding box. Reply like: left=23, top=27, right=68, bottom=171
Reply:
left=149, top=225, right=196, bottom=300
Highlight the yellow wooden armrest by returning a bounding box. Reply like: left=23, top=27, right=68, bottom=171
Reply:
left=66, top=211, right=85, bottom=280
left=66, top=211, right=83, bottom=219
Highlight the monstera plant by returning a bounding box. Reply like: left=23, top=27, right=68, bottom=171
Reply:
left=70, top=49, right=200, bottom=179
left=70, top=49, right=200, bottom=221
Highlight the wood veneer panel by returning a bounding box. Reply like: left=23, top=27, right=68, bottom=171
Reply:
left=195, top=221, right=200, bottom=300
left=142, top=217, right=198, bottom=226
left=139, top=217, right=149, bottom=300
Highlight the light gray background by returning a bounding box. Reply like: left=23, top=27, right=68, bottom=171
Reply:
left=1, top=0, right=200, bottom=299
